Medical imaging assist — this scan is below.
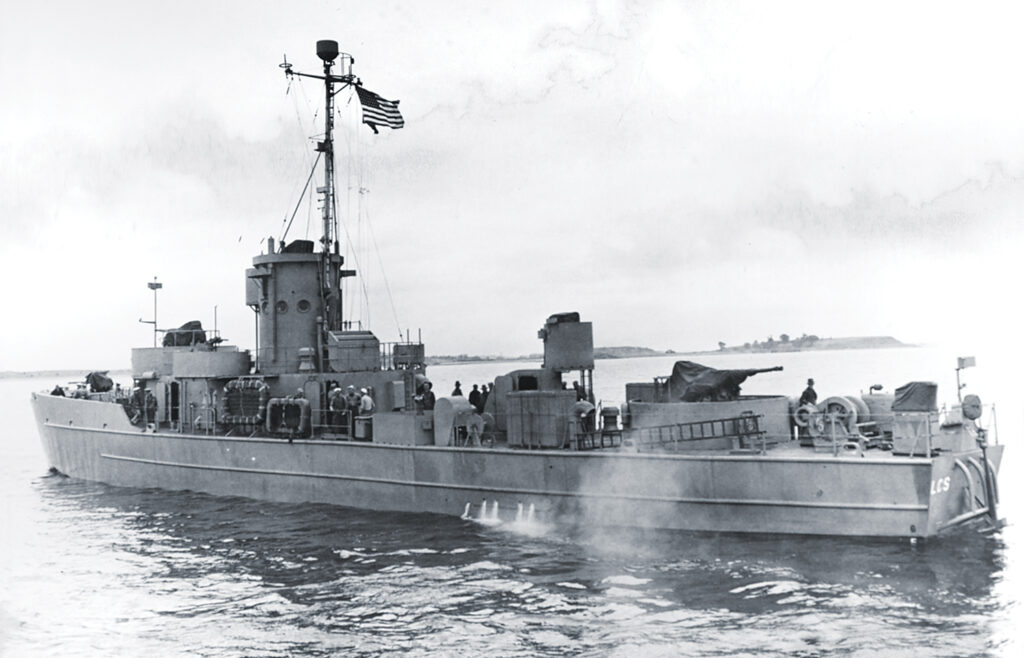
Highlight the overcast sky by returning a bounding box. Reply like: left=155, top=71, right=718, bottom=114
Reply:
left=2, top=0, right=1023, bottom=372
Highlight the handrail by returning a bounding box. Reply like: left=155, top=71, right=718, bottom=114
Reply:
left=573, top=428, right=623, bottom=451
left=311, top=408, right=354, bottom=437
left=188, top=403, right=217, bottom=435
left=894, top=411, right=936, bottom=457
left=378, top=340, right=424, bottom=370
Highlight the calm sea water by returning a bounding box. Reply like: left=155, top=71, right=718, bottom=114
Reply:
left=2, top=347, right=1022, bottom=656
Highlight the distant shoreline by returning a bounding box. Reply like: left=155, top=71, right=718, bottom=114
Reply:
left=425, top=337, right=911, bottom=365
left=2, top=338, right=912, bottom=378
left=715, top=336, right=910, bottom=355
left=0, top=368, right=133, bottom=381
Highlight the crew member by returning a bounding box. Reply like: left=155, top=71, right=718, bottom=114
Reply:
left=796, top=378, right=818, bottom=443
left=799, top=378, right=818, bottom=406
left=345, top=385, right=360, bottom=411
left=573, top=399, right=596, bottom=434
left=468, top=384, right=482, bottom=412
left=451, top=381, right=463, bottom=396
left=328, top=386, right=346, bottom=428
left=417, top=381, right=436, bottom=411
left=359, top=388, right=375, bottom=415
left=345, top=385, right=360, bottom=433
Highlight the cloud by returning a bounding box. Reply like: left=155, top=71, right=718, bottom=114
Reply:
left=2, top=1, right=1023, bottom=370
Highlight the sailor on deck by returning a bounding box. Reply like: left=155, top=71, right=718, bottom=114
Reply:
left=328, top=386, right=346, bottom=427
left=359, top=388, right=375, bottom=415
left=573, top=399, right=596, bottom=434
left=468, top=384, right=482, bottom=412
left=416, top=381, right=436, bottom=411
left=796, top=378, right=818, bottom=443
left=799, top=378, right=818, bottom=406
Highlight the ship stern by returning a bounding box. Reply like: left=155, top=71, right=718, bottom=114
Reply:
left=925, top=444, right=1005, bottom=536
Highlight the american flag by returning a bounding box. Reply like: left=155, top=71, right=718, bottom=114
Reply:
left=355, top=86, right=404, bottom=133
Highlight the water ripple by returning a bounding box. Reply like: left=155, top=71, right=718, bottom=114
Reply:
left=0, top=453, right=1012, bottom=657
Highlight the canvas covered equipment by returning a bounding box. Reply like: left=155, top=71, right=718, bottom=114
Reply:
left=163, top=320, right=207, bottom=346
left=85, top=371, right=113, bottom=392
left=669, top=361, right=783, bottom=402
left=892, top=381, right=938, bottom=412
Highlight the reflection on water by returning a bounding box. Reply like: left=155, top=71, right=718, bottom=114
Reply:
left=0, top=473, right=1008, bottom=657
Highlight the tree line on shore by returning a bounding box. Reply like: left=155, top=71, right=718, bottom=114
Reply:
left=717, top=334, right=821, bottom=353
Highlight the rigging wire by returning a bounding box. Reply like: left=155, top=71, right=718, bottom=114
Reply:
left=277, top=76, right=322, bottom=247
left=337, top=87, right=355, bottom=323
left=332, top=176, right=371, bottom=328
left=327, top=87, right=371, bottom=329
left=270, top=63, right=406, bottom=340
left=347, top=126, right=403, bottom=339
left=298, top=78, right=322, bottom=242
left=293, top=77, right=318, bottom=142
left=355, top=99, right=404, bottom=339
left=343, top=89, right=365, bottom=327
left=301, top=83, right=403, bottom=339
left=356, top=104, right=368, bottom=325
left=298, top=76, right=321, bottom=133
left=362, top=198, right=405, bottom=340
left=279, top=151, right=322, bottom=244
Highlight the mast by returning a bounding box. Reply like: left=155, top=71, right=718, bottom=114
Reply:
left=317, top=39, right=338, bottom=253
left=281, top=40, right=358, bottom=338
left=251, top=41, right=415, bottom=376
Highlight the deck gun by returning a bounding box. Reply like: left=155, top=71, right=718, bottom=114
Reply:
left=669, top=362, right=784, bottom=402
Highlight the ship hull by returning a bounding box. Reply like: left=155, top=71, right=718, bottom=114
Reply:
left=31, top=393, right=1003, bottom=538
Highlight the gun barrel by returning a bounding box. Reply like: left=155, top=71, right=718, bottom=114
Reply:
left=747, top=366, right=784, bottom=374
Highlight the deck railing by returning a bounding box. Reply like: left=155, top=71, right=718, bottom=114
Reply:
left=378, top=340, right=425, bottom=371
left=311, top=408, right=355, bottom=438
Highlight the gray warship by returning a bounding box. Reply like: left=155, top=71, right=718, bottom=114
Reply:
left=30, top=40, right=1004, bottom=539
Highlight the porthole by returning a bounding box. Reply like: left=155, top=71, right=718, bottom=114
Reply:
left=276, top=300, right=288, bottom=313
left=261, top=301, right=269, bottom=313
left=297, top=299, right=311, bottom=313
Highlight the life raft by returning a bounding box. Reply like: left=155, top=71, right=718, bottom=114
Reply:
left=222, top=378, right=270, bottom=426
left=266, top=397, right=312, bottom=438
